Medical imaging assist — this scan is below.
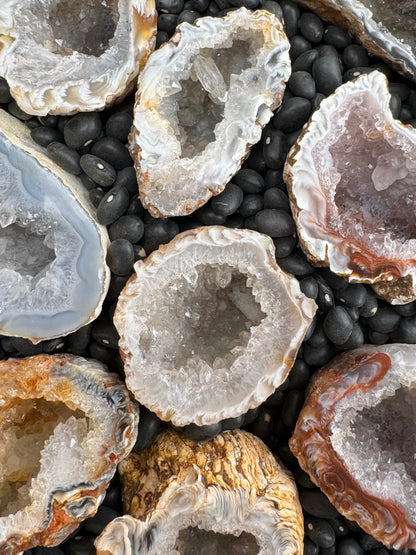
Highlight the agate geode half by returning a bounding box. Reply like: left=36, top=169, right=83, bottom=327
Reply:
left=0, top=354, right=138, bottom=553
left=114, top=226, right=316, bottom=426
left=130, top=8, right=291, bottom=217
left=284, top=70, right=416, bottom=304
left=0, top=108, right=109, bottom=342
left=95, top=429, right=304, bottom=555
left=0, top=0, right=157, bottom=115
left=290, top=344, right=416, bottom=550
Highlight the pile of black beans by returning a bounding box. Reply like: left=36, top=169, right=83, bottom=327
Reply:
left=1, top=0, right=416, bottom=553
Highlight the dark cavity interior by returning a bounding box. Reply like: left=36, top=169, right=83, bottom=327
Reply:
left=0, top=223, right=55, bottom=279
left=329, top=95, right=416, bottom=242
left=351, top=386, right=416, bottom=482
left=48, top=0, right=119, bottom=57
left=0, top=398, right=85, bottom=516
left=162, top=33, right=263, bottom=159
left=175, top=527, right=259, bottom=555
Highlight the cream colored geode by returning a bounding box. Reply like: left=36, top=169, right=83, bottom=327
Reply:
left=130, top=8, right=291, bottom=217
left=95, top=429, right=304, bottom=555
left=0, top=0, right=157, bottom=116
left=114, top=226, right=316, bottom=427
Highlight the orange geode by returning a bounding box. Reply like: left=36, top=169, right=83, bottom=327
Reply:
left=289, top=344, right=416, bottom=550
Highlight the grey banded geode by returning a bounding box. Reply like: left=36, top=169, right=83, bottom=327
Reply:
left=0, top=354, right=139, bottom=553
left=0, top=108, right=109, bottom=342
left=95, top=429, right=304, bottom=555
left=130, top=8, right=291, bottom=217
left=284, top=70, right=416, bottom=305
left=114, top=226, right=317, bottom=427
left=292, top=0, right=416, bottom=81
left=0, top=0, right=157, bottom=116
left=290, top=344, right=416, bottom=550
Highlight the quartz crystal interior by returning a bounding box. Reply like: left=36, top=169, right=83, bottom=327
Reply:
left=95, top=429, right=304, bottom=555
left=0, top=354, right=139, bottom=553
left=0, top=108, right=109, bottom=342
left=284, top=70, right=416, bottom=304
left=292, top=0, right=416, bottom=81
left=0, top=0, right=157, bottom=115
left=290, top=344, right=416, bottom=550
left=130, top=8, right=291, bottom=217
left=114, top=226, right=316, bottom=426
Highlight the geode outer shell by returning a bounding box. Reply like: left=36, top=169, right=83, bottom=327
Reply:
left=284, top=71, right=416, bottom=304
left=290, top=344, right=416, bottom=550
left=114, top=226, right=316, bottom=427
left=0, top=354, right=139, bottom=554
left=95, top=429, right=304, bottom=554
left=130, top=8, right=291, bottom=217
left=0, top=108, right=109, bottom=342
left=292, top=0, right=416, bottom=82
left=0, top=0, right=157, bottom=116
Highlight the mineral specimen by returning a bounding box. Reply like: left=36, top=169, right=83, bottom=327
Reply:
left=114, top=226, right=316, bottom=426
left=130, top=8, right=291, bottom=217
left=0, top=0, right=157, bottom=115
left=0, top=108, right=110, bottom=342
left=291, top=0, right=416, bottom=81
left=0, top=354, right=139, bottom=553
left=290, top=344, right=416, bottom=550
left=95, top=429, right=304, bottom=554
left=284, top=70, right=416, bottom=304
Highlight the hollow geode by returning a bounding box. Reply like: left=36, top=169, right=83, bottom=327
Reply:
left=0, top=0, right=157, bottom=116
left=0, top=354, right=138, bottom=553
left=114, top=226, right=316, bottom=426
left=290, top=344, right=416, bottom=550
left=0, top=108, right=109, bottom=342
left=95, top=429, right=304, bottom=555
left=284, top=71, right=416, bottom=305
left=130, top=8, right=291, bottom=217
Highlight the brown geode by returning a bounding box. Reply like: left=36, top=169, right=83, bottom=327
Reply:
left=290, top=344, right=416, bottom=550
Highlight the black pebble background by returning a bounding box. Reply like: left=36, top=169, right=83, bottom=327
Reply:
left=2, top=0, right=416, bottom=553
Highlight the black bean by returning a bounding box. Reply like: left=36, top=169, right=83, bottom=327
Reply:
left=31, top=126, right=64, bottom=147
left=177, top=9, right=199, bottom=23
left=221, top=414, right=245, bottom=431
left=281, top=0, right=300, bottom=38
left=183, top=422, right=222, bottom=441
left=62, top=535, right=95, bottom=555
left=113, top=166, right=138, bottom=195
left=38, top=114, right=59, bottom=128
left=323, top=306, right=353, bottom=344
left=157, top=0, right=184, bottom=12
left=80, top=154, right=117, bottom=187
left=88, top=340, right=117, bottom=366
left=304, top=538, right=319, bottom=555
left=0, top=77, right=12, bottom=104
left=320, top=546, right=336, bottom=555
left=286, top=359, right=310, bottom=390
left=63, top=112, right=102, bottom=149
left=311, top=92, right=325, bottom=110
left=47, top=142, right=82, bottom=175
left=25, top=119, right=41, bottom=130
left=288, top=72, right=316, bottom=99
left=281, top=389, right=304, bottom=428
left=104, top=111, right=133, bottom=143
left=196, top=204, right=227, bottom=225
left=234, top=168, right=264, bottom=193
left=11, top=338, right=42, bottom=356
left=127, top=194, right=146, bottom=217
left=393, top=300, right=416, bottom=316
left=259, top=0, right=283, bottom=20
left=292, top=49, right=319, bottom=72
left=342, top=45, right=370, bottom=68
left=184, top=0, right=210, bottom=11
left=205, top=2, right=220, bottom=15
left=399, top=105, right=413, bottom=123
left=336, top=283, right=367, bottom=307
left=368, top=550, right=389, bottom=555
left=390, top=94, right=402, bottom=119
left=92, top=319, right=120, bottom=349
left=358, top=532, right=384, bottom=551
left=264, top=168, right=285, bottom=190
left=300, top=490, right=340, bottom=519
left=278, top=251, right=315, bottom=276
left=109, top=215, right=144, bottom=243
left=307, top=324, right=328, bottom=348
left=91, top=137, right=133, bottom=169
left=247, top=143, right=268, bottom=173
left=35, top=548, right=64, bottom=555
left=8, top=100, right=32, bottom=121
left=300, top=276, right=319, bottom=300
left=97, top=186, right=130, bottom=225
left=290, top=35, right=312, bottom=60
left=303, top=341, right=335, bottom=366
left=68, top=324, right=92, bottom=355
left=134, top=406, right=162, bottom=452
left=157, top=12, right=178, bottom=34
left=390, top=315, right=416, bottom=343
left=156, top=30, right=169, bottom=47
left=277, top=438, right=297, bottom=463
left=225, top=213, right=244, bottom=228
left=319, top=269, right=348, bottom=291
left=102, top=478, right=123, bottom=511
left=106, top=238, right=135, bottom=276
left=368, top=329, right=390, bottom=345
left=255, top=208, right=295, bottom=237
left=211, top=183, right=244, bottom=216
left=315, top=275, right=335, bottom=312
left=238, top=194, right=264, bottom=217
left=343, top=66, right=374, bottom=82
left=329, top=518, right=349, bottom=537
left=389, top=82, right=411, bottom=101
left=338, top=538, right=365, bottom=555
left=243, top=407, right=260, bottom=426
left=263, top=187, right=290, bottom=211
left=359, top=291, right=378, bottom=317
left=89, top=187, right=105, bottom=207
left=273, top=96, right=311, bottom=132
left=299, top=12, right=324, bottom=43
left=141, top=219, right=179, bottom=253
left=305, top=517, right=336, bottom=548
left=273, top=235, right=297, bottom=258
left=366, top=306, right=400, bottom=333
left=294, top=467, right=316, bottom=489
left=42, top=337, right=66, bottom=354
left=312, top=55, right=343, bottom=95
left=83, top=506, right=120, bottom=536
left=324, top=25, right=351, bottom=49
left=263, top=128, right=288, bottom=169
left=247, top=407, right=274, bottom=438
left=339, top=323, right=364, bottom=349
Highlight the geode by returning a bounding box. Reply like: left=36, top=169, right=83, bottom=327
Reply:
left=130, top=8, right=291, bottom=217
left=0, top=0, right=157, bottom=116
left=292, top=0, right=416, bottom=82
left=95, top=429, right=304, bottom=555
left=0, top=354, right=139, bottom=554
left=290, top=344, right=416, bottom=550
left=284, top=70, right=416, bottom=305
left=0, top=108, right=109, bottom=342
left=114, top=226, right=316, bottom=427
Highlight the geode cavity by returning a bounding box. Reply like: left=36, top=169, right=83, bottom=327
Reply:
left=290, top=344, right=416, bottom=550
